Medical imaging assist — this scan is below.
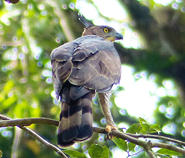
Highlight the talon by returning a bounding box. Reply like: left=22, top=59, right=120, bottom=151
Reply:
left=105, top=125, right=117, bottom=133
left=105, top=125, right=117, bottom=140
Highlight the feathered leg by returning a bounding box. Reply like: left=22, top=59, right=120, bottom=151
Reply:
left=57, top=92, right=93, bottom=147
left=98, top=92, right=117, bottom=138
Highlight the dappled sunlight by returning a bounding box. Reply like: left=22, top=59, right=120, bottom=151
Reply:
left=154, top=0, right=173, bottom=6
left=0, top=0, right=185, bottom=157
left=162, top=123, right=177, bottom=135
left=115, top=66, right=158, bottom=121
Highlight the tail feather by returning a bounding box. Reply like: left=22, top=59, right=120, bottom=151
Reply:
left=75, top=97, right=93, bottom=141
left=57, top=92, right=93, bottom=147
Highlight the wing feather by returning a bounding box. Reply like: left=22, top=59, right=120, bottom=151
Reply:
left=69, top=39, right=121, bottom=91
left=50, top=35, right=121, bottom=99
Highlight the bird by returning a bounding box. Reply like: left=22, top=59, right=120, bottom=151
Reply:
left=50, top=15, right=123, bottom=147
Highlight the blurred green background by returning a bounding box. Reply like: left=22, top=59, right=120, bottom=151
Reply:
left=0, top=0, right=185, bottom=157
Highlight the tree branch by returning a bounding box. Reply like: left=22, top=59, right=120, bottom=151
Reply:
left=151, top=142, right=185, bottom=154
left=1, top=115, right=185, bottom=157
left=0, top=41, right=23, bottom=46
left=0, top=114, right=67, bottom=158
left=49, top=1, right=75, bottom=41
left=127, top=133, right=185, bottom=146
left=111, top=130, right=185, bottom=156
left=0, top=117, right=58, bottom=127
left=144, top=142, right=156, bottom=158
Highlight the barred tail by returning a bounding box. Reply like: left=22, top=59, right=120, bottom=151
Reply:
left=57, top=92, right=93, bottom=147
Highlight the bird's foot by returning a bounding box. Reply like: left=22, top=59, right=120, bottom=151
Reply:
left=105, top=125, right=117, bottom=140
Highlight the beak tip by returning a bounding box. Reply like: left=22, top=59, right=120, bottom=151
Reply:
left=116, top=33, right=123, bottom=40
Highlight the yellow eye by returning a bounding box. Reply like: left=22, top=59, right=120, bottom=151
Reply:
left=104, top=28, right=109, bottom=33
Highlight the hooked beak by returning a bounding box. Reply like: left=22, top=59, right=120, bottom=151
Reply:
left=105, top=32, right=123, bottom=42
left=115, top=33, right=123, bottom=40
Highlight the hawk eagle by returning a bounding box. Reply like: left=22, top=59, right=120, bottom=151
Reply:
left=50, top=15, right=123, bottom=147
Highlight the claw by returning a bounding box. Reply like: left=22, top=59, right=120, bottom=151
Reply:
left=105, top=125, right=117, bottom=140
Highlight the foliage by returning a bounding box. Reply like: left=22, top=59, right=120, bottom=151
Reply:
left=0, top=0, right=185, bottom=157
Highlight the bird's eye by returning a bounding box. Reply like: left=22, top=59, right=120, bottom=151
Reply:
left=104, top=28, right=109, bottom=33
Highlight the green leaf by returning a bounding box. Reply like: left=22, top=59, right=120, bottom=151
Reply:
left=0, top=93, right=5, bottom=102
left=3, top=80, right=14, bottom=92
left=157, top=148, right=182, bottom=156
left=139, top=117, right=147, bottom=124
left=63, top=149, right=87, bottom=158
left=128, top=142, right=136, bottom=151
left=149, top=124, right=161, bottom=133
left=139, top=117, right=161, bottom=134
left=156, top=153, right=171, bottom=158
left=140, top=123, right=150, bottom=134
left=0, top=150, right=2, bottom=158
left=126, top=123, right=142, bottom=134
left=2, top=95, right=17, bottom=109
left=88, top=144, right=103, bottom=158
left=113, top=137, right=127, bottom=151
left=100, top=146, right=109, bottom=158
left=89, top=145, right=109, bottom=158
left=139, top=117, right=150, bottom=133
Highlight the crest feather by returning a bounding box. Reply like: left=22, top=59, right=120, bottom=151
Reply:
left=78, top=14, right=93, bottom=28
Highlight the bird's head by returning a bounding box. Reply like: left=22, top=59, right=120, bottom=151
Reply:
left=79, top=14, right=123, bottom=42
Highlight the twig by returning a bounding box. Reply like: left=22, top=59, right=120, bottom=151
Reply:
left=0, top=114, right=67, bottom=158
left=0, top=41, right=23, bottom=46
left=111, top=130, right=185, bottom=155
left=12, top=127, right=22, bottom=158
left=145, top=149, right=156, bottom=158
left=144, top=141, right=156, bottom=158
left=1, top=115, right=185, bottom=157
left=151, top=142, right=185, bottom=154
left=127, top=133, right=185, bottom=146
